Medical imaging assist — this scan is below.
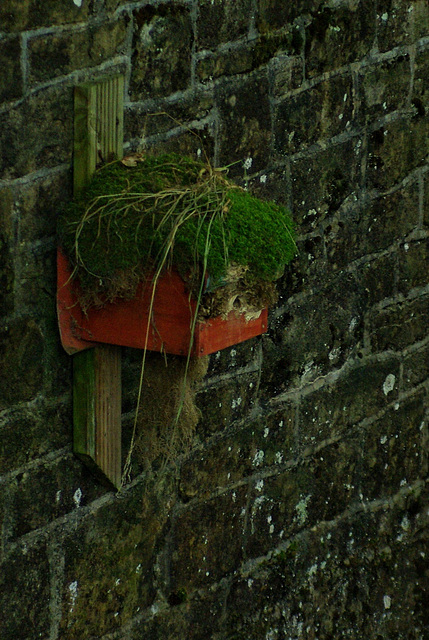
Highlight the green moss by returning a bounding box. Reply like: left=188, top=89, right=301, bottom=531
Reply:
left=58, top=153, right=296, bottom=304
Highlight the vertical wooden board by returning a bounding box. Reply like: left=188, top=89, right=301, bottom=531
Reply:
left=94, top=346, right=122, bottom=488
left=73, top=348, right=96, bottom=460
left=73, top=84, right=97, bottom=193
left=71, top=74, right=125, bottom=489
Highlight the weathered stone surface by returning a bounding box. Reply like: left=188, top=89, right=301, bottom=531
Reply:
left=196, top=31, right=299, bottom=83
left=403, top=343, right=429, bottom=390
left=206, top=338, right=259, bottom=378
left=359, top=252, right=397, bottom=306
left=256, top=0, right=322, bottom=33
left=377, top=0, right=429, bottom=52
left=299, top=357, right=401, bottom=445
left=369, top=294, right=429, bottom=352
left=0, top=399, right=71, bottom=474
left=0, top=36, right=22, bottom=103
left=275, top=74, right=354, bottom=154
left=305, top=1, right=376, bottom=77
left=130, top=5, right=192, bottom=100
left=245, top=437, right=360, bottom=558
left=359, top=391, right=426, bottom=501
left=290, top=138, right=362, bottom=232
left=14, top=243, right=57, bottom=316
left=7, top=455, right=107, bottom=541
left=196, top=0, right=251, bottom=50
left=125, top=92, right=213, bottom=139
left=263, top=272, right=366, bottom=393
left=425, top=171, right=429, bottom=228
left=196, top=371, right=260, bottom=436
left=0, top=542, right=50, bottom=639
left=12, top=169, right=71, bottom=242
left=169, top=487, right=247, bottom=592
left=60, top=479, right=175, bottom=638
left=413, top=46, right=429, bottom=112
left=367, top=115, right=429, bottom=191
left=359, top=54, right=411, bottom=118
left=28, top=21, right=127, bottom=85
left=180, top=404, right=296, bottom=499
left=325, top=181, right=420, bottom=269
left=270, top=53, right=304, bottom=95
left=0, top=87, right=73, bottom=180
left=226, top=487, right=429, bottom=639
left=0, top=318, right=44, bottom=407
left=116, top=586, right=226, bottom=640
left=0, top=0, right=90, bottom=32
left=397, top=238, right=429, bottom=294
left=0, top=188, right=14, bottom=317
left=216, top=73, right=271, bottom=174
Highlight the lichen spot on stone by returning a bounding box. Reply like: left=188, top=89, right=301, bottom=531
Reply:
left=383, top=373, right=396, bottom=396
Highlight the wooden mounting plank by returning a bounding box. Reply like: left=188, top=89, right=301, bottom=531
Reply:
left=71, top=74, right=124, bottom=488
left=73, top=347, right=121, bottom=488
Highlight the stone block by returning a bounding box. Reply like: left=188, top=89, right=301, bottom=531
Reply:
left=403, top=343, right=429, bottom=390
left=206, top=338, right=260, bottom=378
left=0, top=399, right=71, bottom=475
left=13, top=169, right=72, bottom=243
left=290, top=138, right=362, bottom=232
left=367, top=115, right=429, bottom=191
left=196, top=371, right=260, bottom=437
left=425, top=173, right=429, bottom=228
left=116, top=587, right=226, bottom=640
left=326, top=181, right=420, bottom=269
left=60, top=480, right=175, bottom=637
left=227, top=483, right=429, bottom=639
left=369, top=294, right=429, bottom=352
left=413, top=46, right=429, bottom=113
left=0, top=87, right=73, bottom=180
left=125, top=93, right=213, bottom=139
left=196, top=0, right=251, bottom=50
left=0, top=36, right=22, bottom=103
left=130, top=5, right=192, bottom=100
left=7, top=455, right=107, bottom=542
left=245, top=437, right=360, bottom=558
left=397, top=238, right=429, bottom=294
left=14, top=243, right=57, bottom=316
left=196, top=31, right=299, bottom=83
left=169, top=487, right=247, bottom=592
left=359, top=252, right=397, bottom=306
left=179, top=403, right=296, bottom=500
left=28, top=21, right=127, bottom=85
left=305, top=1, right=376, bottom=77
left=0, top=0, right=90, bottom=32
left=0, top=188, right=14, bottom=317
left=299, top=357, right=401, bottom=445
left=0, top=542, right=50, bottom=639
left=359, top=392, right=426, bottom=501
left=377, top=0, right=429, bottom=52
left=256, top=0, right=322, bottom=33
left=216, top=73, right=271, bottom=174
left=359, top=54, right=410, bottom=119
left=143, top=125, right=216, bottom=162
left=0, top=318, right=44, bottom=407
left=274, top=73, right=354, bottom=154
left=262, top=272, right=366, bottom=393
left=270, top=53, right=304, bottom=95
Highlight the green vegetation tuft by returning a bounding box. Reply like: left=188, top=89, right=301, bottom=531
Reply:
left=58, top=153, right=296, bottom=305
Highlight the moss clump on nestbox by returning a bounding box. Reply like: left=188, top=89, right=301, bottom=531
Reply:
left=58, top=153, right=296, bottom=313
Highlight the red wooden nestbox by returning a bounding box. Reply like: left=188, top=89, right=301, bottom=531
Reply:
left=57, top=247, right=268, bottom=356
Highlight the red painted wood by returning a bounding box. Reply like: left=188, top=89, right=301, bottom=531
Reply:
left=57, top=247, right=267, bottom=356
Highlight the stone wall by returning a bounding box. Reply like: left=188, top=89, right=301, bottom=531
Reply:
left=1, top=1, right=428, bottom=638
